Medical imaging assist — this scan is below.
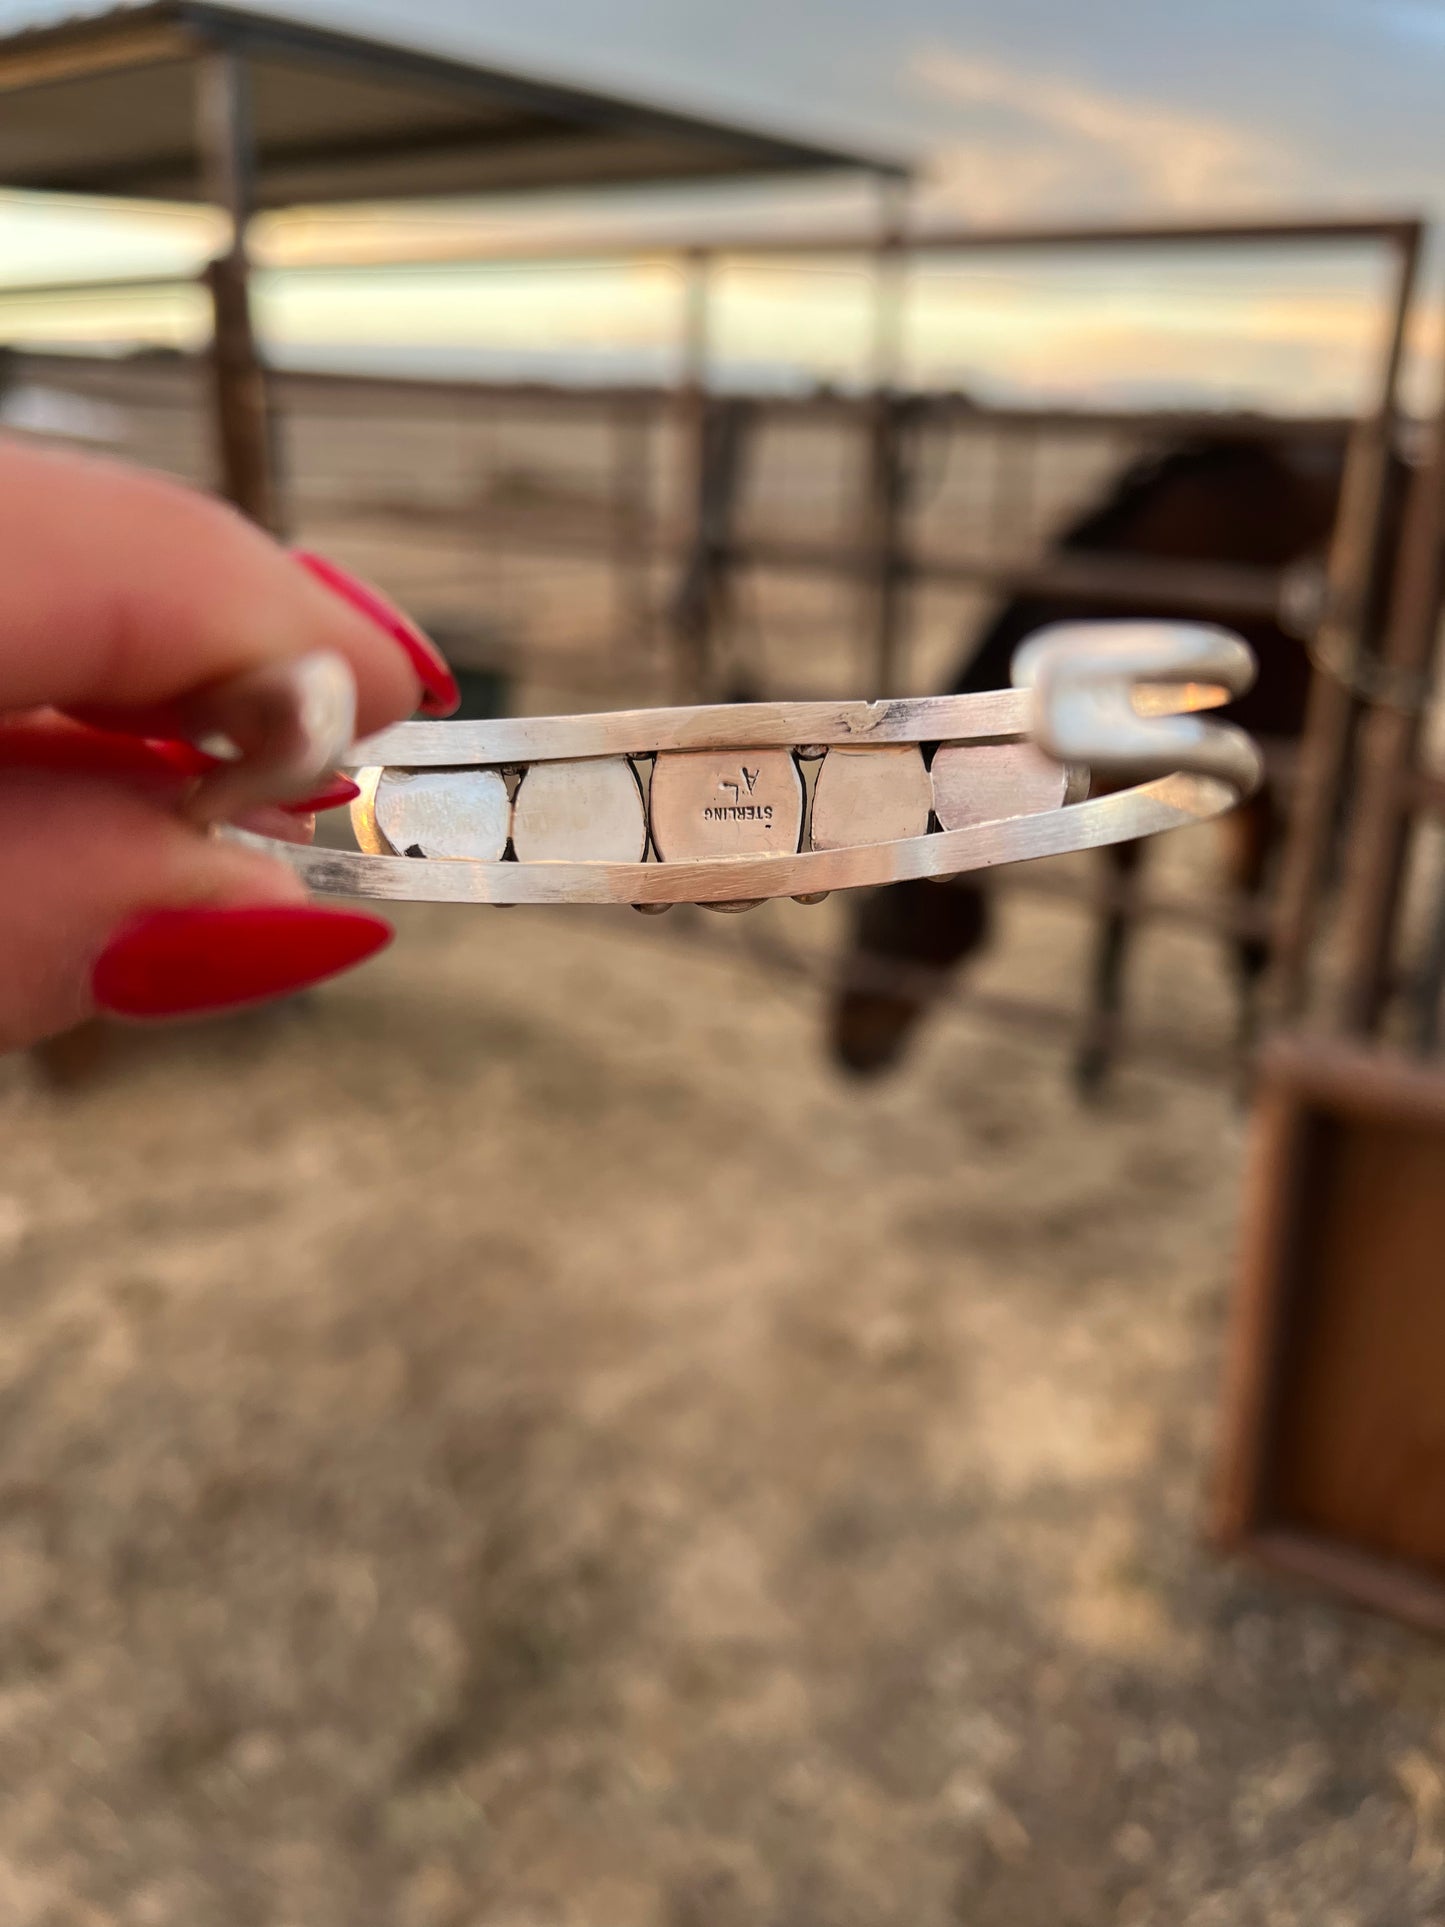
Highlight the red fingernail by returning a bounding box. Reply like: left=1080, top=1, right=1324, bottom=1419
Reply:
left=92, top=905, right=392, bottom=1019
left=294, top=551, right=459, bottom=718
left=0, top=722, right=217, bottom=789
left=280, top=773, right=361, bottom=815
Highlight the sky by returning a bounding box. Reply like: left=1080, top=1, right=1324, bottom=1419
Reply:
left=265, top=0, right=1445, bottom=220
left=4, top=0, right=1445, bottom=405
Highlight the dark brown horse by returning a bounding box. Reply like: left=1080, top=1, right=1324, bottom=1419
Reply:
left=830, top=433, right=1394, bottom=1091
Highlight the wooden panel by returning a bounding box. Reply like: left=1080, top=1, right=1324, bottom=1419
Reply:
left=1212, top=1038, right=1445, bottom=1626
left=1268, top=1112, right=1445, bottom=1568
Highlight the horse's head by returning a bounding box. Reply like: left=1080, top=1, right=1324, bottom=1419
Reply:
left=831, top=877, right=987, bottom=1075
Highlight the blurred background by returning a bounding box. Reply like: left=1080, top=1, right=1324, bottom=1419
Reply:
left=5, top=3, right=1445, bottom=1923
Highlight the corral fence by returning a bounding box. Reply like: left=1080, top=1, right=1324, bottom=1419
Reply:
left=2, top=215, right=1435, bottom=1073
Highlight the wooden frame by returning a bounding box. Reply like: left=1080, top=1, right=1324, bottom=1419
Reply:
left=1212, top=1035, right=1445, bottom=1632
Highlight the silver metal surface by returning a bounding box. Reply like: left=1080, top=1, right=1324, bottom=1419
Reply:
left=931, top=740, right=1081, bottom=830
left=370, top=766, right=510, bottom=861
left=511, top=756, right=647, bottom=863
left=811, top=744, right=931, bottom=850
left=1013, top=620, right=1263, bottom=795
left=649, top=748, right=804, bottom=861
left=346, top=691, right=1030, bottom=769
left=235, top=622, right=1262, bottom=907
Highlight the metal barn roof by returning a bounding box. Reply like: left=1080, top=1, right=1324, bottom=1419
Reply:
left=0, top=0, right=907, bottom=206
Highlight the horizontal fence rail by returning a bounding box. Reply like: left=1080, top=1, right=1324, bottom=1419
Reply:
left=0, top=209, right=1424, bottom=1075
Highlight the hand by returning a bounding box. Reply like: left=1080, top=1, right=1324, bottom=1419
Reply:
left=0, top=437, right=459, bottom=1052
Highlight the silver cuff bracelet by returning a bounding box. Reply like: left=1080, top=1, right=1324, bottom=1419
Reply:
left=233, top=621, right=1263, bottom=910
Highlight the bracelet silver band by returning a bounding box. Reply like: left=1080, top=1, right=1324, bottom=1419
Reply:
left=232, top=621, right=1263, bottom=910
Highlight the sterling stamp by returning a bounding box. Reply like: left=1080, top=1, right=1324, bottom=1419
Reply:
left=649, top=748, right=804, bottom=861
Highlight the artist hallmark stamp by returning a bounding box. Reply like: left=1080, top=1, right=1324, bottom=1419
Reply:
left=703, top=766, right=777, bottom=823
left=650, top=749, right=803, bottom=859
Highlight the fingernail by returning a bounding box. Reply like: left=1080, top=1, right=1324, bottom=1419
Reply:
left=280, top=773, right=360, bottom=815
left=0, top=722, right=217, bottom=790
left=184, top=652, right=357, bottom=827
left=92, top=905, right=392, bottom=1019
left=294, top=551, right=459, bottom=717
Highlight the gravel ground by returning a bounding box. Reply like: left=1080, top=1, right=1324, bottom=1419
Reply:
left=2, top=893, right=1444, bottom=1927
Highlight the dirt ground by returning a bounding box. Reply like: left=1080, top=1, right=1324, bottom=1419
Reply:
left=3, top=892, right=1445, bottom=1927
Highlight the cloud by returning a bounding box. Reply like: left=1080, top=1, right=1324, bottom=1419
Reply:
left=900, top=273, right=1393, bottom=411
left=907, top=44, right=1299, bottom=217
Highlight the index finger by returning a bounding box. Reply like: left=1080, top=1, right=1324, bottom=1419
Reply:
left=0, top=437, right=442, bottom=737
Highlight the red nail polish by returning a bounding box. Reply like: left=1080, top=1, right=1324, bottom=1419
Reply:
left=0, top=722, right=217, bottom=789
left=280, top=773, right=361, bottom=815
left=92, top=905, right=392, bottom=1019
left=294, top=551, right=459, bottom=718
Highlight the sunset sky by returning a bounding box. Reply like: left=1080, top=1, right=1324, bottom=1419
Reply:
left=4, top=0, right=1445, bottom=407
